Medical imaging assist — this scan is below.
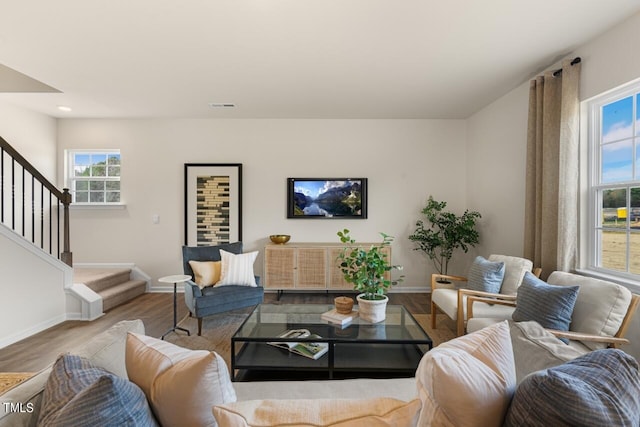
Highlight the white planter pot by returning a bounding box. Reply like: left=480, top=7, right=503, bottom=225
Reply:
left=356, top=294, right=388, bottom=323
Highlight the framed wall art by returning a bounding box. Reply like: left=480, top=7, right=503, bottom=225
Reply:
left=184, top=163, right=242, bottom=246
left=287, top=177, right=368, bottom=219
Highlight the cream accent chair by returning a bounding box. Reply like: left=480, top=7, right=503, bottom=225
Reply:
left=430, top=254, right=541, bottom=336
left=466, top=271, right=640, bottom=352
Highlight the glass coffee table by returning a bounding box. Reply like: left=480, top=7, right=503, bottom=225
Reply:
left=231, top=304, right=432, bottom=381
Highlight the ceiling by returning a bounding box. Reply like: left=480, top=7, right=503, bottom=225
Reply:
left=1, top=1, right=639, bottom=119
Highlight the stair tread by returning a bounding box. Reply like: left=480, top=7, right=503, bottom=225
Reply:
left=74, top=268, right=131, bottom=284
left=100, top=280, right=147, bottom=312
left=74, top=268, right=133, bottom=293
left=73, top=267, right=148, bottom=312
left=98, top=279, right=146, bottom=297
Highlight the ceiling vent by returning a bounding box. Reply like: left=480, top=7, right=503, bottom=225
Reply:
left=208, top=103, right=236, bottom=108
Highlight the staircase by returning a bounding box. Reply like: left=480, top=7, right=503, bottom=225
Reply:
left=73, top=268, right=147, bottom=311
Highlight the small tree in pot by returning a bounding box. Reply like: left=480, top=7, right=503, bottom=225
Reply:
left=408, top=196, right=481, bottom=277
left=337, top=229, right=403, bottom=322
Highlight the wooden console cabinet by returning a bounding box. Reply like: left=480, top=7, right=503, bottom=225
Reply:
left=264, top=243, right=391, bottom=291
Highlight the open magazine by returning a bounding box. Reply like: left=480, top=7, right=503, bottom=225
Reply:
left=268, top=329, right=329, bottom=360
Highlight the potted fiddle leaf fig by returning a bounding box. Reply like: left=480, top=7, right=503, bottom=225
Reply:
left=408, top=196, right=481, bottom=277
left=337, top=229, right=404, bottom=322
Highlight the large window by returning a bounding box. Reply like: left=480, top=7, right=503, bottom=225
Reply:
left=588, top=82, right=640, bottom=278
left=66, top=150, right=121, bottom=204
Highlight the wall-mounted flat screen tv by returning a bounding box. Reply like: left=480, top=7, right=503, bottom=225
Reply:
left=287, top=178, right=368, bottom=219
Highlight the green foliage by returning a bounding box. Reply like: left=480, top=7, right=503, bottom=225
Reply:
left=337, top=229, right=404, bottom=300
left=408, top=196, right=481, bottom=275
left=603, top=188, right=640, bottom=208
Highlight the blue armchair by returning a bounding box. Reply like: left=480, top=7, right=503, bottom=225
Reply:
left=182, top=242, right=264, bottom=335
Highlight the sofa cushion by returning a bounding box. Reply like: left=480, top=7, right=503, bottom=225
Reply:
left=125, top=332, right=236, bottom=427
left=233, top=377, right=417, bottom=402
left=505, top=349, right=640, bottom=426
left=467, top=256, right=505, bottom=293
left=182, top=242, right=244, bottom=278
left=487, top=254, right=532, bottom=295
left=512, top=272, right=579, bottom=342
left=432, top=288, right=515, bottom=321
left=217, top=249, right=258, bottom=287
left=546, top=271, right=633, bottom=350
left=189, top=260, right=222, bottom=289
left=213, top=397, right=421, bottom=427
left=38, top=354, right=157, bottom=427
left=73, top=319, right=145, bottom=379
left=416, top=321, right=516, bottom=427
left=509, top=321, right=584, bottom=384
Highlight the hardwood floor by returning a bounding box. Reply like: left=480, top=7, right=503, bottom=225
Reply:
left=0, top=291, right=430, bottom=373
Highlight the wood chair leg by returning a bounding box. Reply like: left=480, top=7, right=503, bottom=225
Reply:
left=197, top=317, right=203, bottom=336
left=431, top=300, right=437, bottom=329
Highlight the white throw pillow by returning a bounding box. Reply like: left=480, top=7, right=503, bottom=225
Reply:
left=217, top=249, right=258, bottom=287
left=213, top=397, right=421, bottom=427
left=125, top=333, right=236, bottom=427
left=73, top=319, right=145, bottom=379
left=509, top=320, right=584, bottom=384
left=415, top=321, right=516, bottom=427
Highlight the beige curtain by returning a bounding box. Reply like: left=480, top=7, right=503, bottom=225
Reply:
left=524, top=58, right=581, bottom=278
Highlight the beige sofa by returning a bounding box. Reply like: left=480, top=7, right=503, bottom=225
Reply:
left=2, top=317, right=638, bottom=426
left=0, top=319, right=415, bottom=427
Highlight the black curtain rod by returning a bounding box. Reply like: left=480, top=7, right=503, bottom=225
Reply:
left=552, top=57, right=581, bottom=77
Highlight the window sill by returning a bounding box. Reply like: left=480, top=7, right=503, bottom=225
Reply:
left=575, top=268, right=640, bottom=294
left=70, top=204, right=127, bottom=210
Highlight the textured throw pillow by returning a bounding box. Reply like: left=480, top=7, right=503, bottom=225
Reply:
left=213, top=398, right=421, bottom=427
left=509, top=321, right=584, bottom=384
left=125, top=332, right=236, bottom=427
left=505, top=349, right=640, bottom=426
left=38, top=354, right=157, bottom=427
left=216, top=249, right=258, bottom=287
left=467, top=256, right=505, bottom=293
left=512, top=272, right=579, bottom=342
left=416, top=321, right=516, bottom=427
left=73, top=319, right=145, bottom=379
left=188, top=260, right=222, bottom=289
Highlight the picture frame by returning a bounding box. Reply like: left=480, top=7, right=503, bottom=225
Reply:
left=184, top=163, right=242, bottom=246
left=287, top=178, right=368, bottom=219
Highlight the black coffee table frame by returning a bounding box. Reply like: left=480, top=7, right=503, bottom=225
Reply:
left=230, top=304, right=432, bottom=381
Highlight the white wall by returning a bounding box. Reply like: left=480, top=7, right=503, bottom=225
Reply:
left=0, top=226, right=71, bottom=348
left=57, top=119, right=468, bottom=291
left=0, top=101, right=65, bottom=347
left=466, top=83, right=530, bottom=257
left=0, top=101, right=57, bottom=181
left=466, top=11, right=640, bottom=358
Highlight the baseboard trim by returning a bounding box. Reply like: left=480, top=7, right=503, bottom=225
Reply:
left=0, top=314, right=67, bottom=349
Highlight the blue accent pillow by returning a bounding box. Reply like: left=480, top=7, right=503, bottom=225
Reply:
left=512, top=272, right=579, bottom=343
left=505, top=349, right=640, bottom=426
left=38, top=354, right=158, bottom=427
left=466, top=256, right=505, bottom=294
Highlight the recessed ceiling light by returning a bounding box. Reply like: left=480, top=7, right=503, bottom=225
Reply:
left=57, top=105, right=72, bottom=112
left=208, top=103, right=236, bottom=108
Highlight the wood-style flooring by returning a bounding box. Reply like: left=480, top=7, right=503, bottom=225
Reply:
left=0, top=291, right=430, bottom=373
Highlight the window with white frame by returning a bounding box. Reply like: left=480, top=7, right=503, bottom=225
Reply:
left=66, top=150, right=121, bottom=204
left=587, top=81, right=640, bottom=278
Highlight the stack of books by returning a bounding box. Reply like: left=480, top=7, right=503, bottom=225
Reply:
left=321, top=308, right=358, bottom=326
